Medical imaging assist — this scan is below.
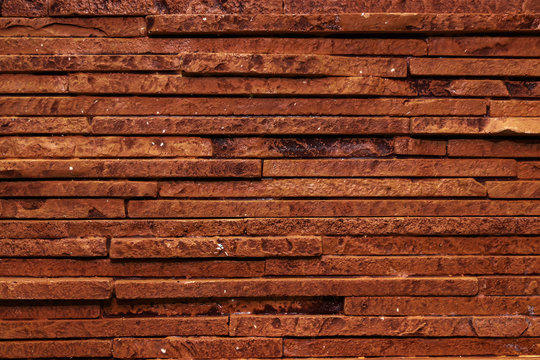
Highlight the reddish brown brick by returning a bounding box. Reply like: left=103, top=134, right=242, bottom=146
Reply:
left=0, top=259, right=264, bottom=278
left=0, top=339, right=111, bottom=359
left=263, top=159, right=516, bottom=177
left=115, top=277, right=478, bottom=299
left=519, top=162, right=540, bottom=179
left=50, top=0, right=282, bottom=15
left=70, top=74, right=415, bottom=96
left=491, top=101, right=540, bottom=117
left=128, top=199, right=539, bottom=218
left=0, top=237, right=107, bottom=257
left=284, top=338, right=540, bottom=357
left=245, top=217, right=540, bottom=236
left=449, top=139, right=540, bottom=157
left=104, top=297, right=342, bottom=317
left=0, top=317, right=228, bottom=339
left=411, top=58, right=540, bottom=77
left=480, top=276, right=540, bottom=295
left=0, top=97, right=485, bottom=116
left=0, top=278, right=112, bottom=300
left=266, top=255, right=540, bottom=276
left=0, top=159, right=261, bottom=178
left=113, top=337, right=282, bottom=359
left=230, top=315, right=531, bottom=337
left=0, top=17, right=145, bottom=37
left=430, top=37, right=540, bottom=57
left=178, top=53, right=406, bottom=77
left=0, top=117, right=90, bottom=134
left=0, top=181, right=157, bottom=197
left=0, top=37, right=426, bottom=56
left=91, top=116, right=410, bottom=135
left=0, top=55, right=181, bottom=72
left=323, top=236, right=540, bottom=255
left=345, top=296, right=540, bottom=316
left=0, top=304, right=101, bottom=320
left=1, top=0, right=48, bottom=16
left=0, top=217, right=537, bottom=239
left=0, top=136, right=212, bottom=158
left=0, top=199, right=124, bottom=219
left=418, top=80, right=540, bottom=98
left=110, top=236, right=322, bottom=258
left=211, top=138, right=394, bottom=158
left=284, top=0, right=539, bottom=14
left=0, top=75, right=66, bottom=93
left=160, top=178, right=486, bottom=198
left=487, top=181, right=540, bottom=198
left=411, top=117, right=540, bottom=136
left=148, top=13, right=540, bottom=34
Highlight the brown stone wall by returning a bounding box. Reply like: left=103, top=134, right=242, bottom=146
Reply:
left=1, top=1, right=540, bottom=359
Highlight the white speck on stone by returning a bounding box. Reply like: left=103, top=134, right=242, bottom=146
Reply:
left=254, top=325, right=257, bottom=328
left=203, top=17, right=207, bottom=21
left=317, top=127, right=321, bottom=130
left=380, top=316, right=385, bottom=320
left=40, top=43, right=43, bottom=47
left=152, top=142, right=155, bottom=145
left=359, top=70, right=363, bottom=74
left=390, top=68, right=395, bottom=72
left=162, top=129, right=166, bottom=133
left=216, top=243, right=224, bottom=251
left=224, top=289, right=227, bottom=293
left=160, top=142, right=164, bottom=147
left=69, top=166, right=73, bottom=171
left=156, top=111, right=160, bottom=114
left=68, top=57, right=71, bottom=61
left=161, top=349, right=167, bottom=354
left=236, top=347, right=240, bottom=350
left=396, top=308, right=399, bottom=312
left=146, top=121, right=149, bottom=125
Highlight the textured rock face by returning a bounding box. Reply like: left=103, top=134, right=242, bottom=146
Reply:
left=1, top=4, right=540, bottom=360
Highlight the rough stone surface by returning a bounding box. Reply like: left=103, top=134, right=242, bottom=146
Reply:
left=148, top=14, right=540, bottom=34
left=110, top=236, right=322, bottom=258
left=160, top=178, right=487, bottom=198
left=263, top=159, right=516, bottom=177
left=1, top=4, right=539, bottom=358
left=115, top=277, right=478, bottom=299
left=0, top=17, right=145, bottom=37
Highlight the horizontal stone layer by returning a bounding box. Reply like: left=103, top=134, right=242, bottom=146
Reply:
left=0, top=198, right=125, bottom=219
left=127, top=199, right=540, bottom=218
left=283, top=338, right=540, bottom=357
left=0, top=37, right=427, bottom=55
left=265, top=255, right=540, bottom=276
left=429, top=37, right=540, bottom=57
left=0, top=136, right=212, bottom=158
left=0, top=97, right=486, bottom=116
left=110, top=236, right=322, bottom=258
left=148, top=13, right=540, bottom=34
left=0, top=317, right=228, bottom=339
left=0, top=258, right=264, bottom=277
left=0, top=277, right=112, bottom=300
left=69, top=74, right=416, bottom=96
left=448, top=139, right=540, bottom=158
left=113, top=337, right=282, bottom=359
left=160, top=178, right=487, bottom=198
left=411, top=58, right=540, bottom=77
left=0, top=339, right=111, bottom=359
left=0, top=237, right=107, bottom=257
left=115, top=277, right=478, bottom=299
left=0, top=17, right=145, bottom=37
left=323, top=236, right=540, bottom=255
left=0, top=181, right=157, bottom=197
left=0, top=217, right=537, bottom=238
left=230, top=315, right=536, bottom=337
left=344, top=296, right=540, bottom=316
left=263, top=159, right=516, bottom=177
left=0, top=159, right=261, bottom=178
